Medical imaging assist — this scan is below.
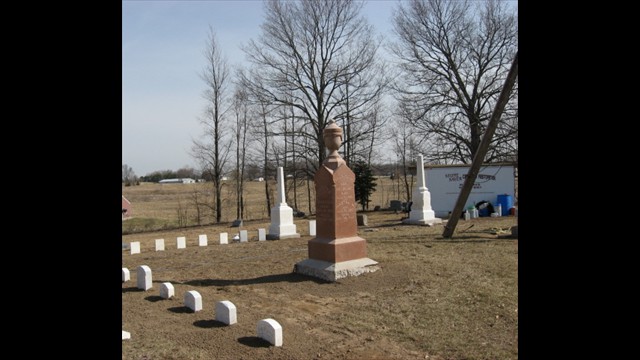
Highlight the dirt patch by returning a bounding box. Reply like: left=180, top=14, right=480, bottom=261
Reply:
left=123, top=212, right=518, bottom=359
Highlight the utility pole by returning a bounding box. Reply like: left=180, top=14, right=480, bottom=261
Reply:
left=442, top=52, right=518, bottom=238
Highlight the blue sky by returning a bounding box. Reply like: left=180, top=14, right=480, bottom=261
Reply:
left=122, top=0, right=400, bottom=176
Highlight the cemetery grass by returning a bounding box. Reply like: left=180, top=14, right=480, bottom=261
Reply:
left=122, top=181, right=518, bottom=360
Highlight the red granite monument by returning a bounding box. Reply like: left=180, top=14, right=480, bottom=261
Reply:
left=294, top=119, right=379, bottom=281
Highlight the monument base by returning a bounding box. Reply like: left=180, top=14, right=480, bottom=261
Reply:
left=402, top=218, right=443, bottom=226
left=308, top=236, right=368, bottom=263
left=266, top=233, right=301, bottom=240
left=293, top=258, right=379, bottom=282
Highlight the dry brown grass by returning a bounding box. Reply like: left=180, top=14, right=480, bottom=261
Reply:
left=122, top=180, right=518, bottom=360
left=122, top=177, right=419, bottom=233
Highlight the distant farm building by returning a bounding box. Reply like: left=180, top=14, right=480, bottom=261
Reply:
left=122, top=195, right=132, bottom=219
left=158, top=178, right=196, bottom=184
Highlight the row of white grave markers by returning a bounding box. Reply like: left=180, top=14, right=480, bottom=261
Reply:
left=122, top=265, right=281, bottom=346
left=128, top=220, right=318, bottom=255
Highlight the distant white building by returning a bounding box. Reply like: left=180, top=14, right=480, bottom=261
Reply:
left=159, top=178, right=196, bottom=184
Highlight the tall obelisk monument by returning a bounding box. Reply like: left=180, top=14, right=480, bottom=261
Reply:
left=294, top=119, right=379, bottom=281
left=402, top=154, right=442, bottom=226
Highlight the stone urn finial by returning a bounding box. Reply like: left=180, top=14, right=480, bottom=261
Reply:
left=323, top=119, right=345, bottom=169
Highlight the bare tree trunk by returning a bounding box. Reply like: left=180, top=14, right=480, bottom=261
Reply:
left=263, top=105, right=271, bottom=217
left=191, top=26, right=231, bottom=224
left=291, top=103, right=298, bottom=210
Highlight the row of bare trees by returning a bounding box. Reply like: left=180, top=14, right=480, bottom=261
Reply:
left=188, top=0, right=518, bottom=224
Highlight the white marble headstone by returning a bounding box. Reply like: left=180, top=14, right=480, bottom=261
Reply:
left=185, top=290, right=202, bottom=312
left=215, top=300, right=237, bottom=325
left=220, top=232, right=228, bottom=245
left=136, top=265, right=152, bottom=291
left=198, top=234, right=208, bottom=246
left=177, top=236, right=186, bottom=249
left=160, top=282, right=174, bottom=299
left=309, top=220, right=316, bottom=236
left=257, top=318, right=283, bottom=347
left=155, top=239, right=165, bottom=251
left=130, top=242, right=140, bottom=255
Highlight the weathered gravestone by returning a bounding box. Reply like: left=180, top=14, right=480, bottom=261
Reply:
left=389, top=200, right=403, bottom=212
left=155, top=239, right=165, bottom=251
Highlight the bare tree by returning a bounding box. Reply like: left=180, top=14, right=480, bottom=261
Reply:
left=232, top=87, right=251, bottom=220
left=239, top=68, right=278, bottom=218
left=391, top=0, right=518, bottom=164
left=191, top=26, right=232, bottom=223
left=241, top=0, right=386, bottom=170
left=122, top=164, right=138, bottom=186
left=391, top=112, right=422, bottom=203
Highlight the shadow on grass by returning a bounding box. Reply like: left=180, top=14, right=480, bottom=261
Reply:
left=122, top=287, right=143, bottom=293
left=181, top=272, right=330, bottom=287
left=434, top=236, right=518, bottom=242
left=193, top=319, right=228, bottom=328
left=168, top=306, right=193, bottom=314
left=238, top=336, right=272, bottom=348
left=145, top=295, right=164, bottom=302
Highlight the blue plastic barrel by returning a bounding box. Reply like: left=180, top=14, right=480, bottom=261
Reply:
left=496, top=194, right=513, bottom=216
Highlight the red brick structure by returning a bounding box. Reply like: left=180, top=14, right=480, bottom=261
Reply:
left=122, top=195, right=132, bottom=219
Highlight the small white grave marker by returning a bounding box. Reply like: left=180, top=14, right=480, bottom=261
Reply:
left=198, top=234, right=208, bottom=246
left=130, top=242, right=140, bottom=255
left=137, top=265, right=152, bottom=291
left=155, top=239, right=165, bottom=251
left=309, top=220, right=316, bottom=236
left=156, top=239, right=164, bottom=251
left=122, top=331, right=131, bottom=340
left=185, top=290, right=202, bottom=312
left=177, top=236, right=186, bottom=249
left=160, top=282, right=174, bottom=299
left=220, top=232, right=228, bottom=245
left=215, top=300, right=237, bottom=325
left=258, top=228, right=266, bottom=241
left=240, top=230, right=248, bottom=242
left=257, top=318, right=283, bottom=347
left=122, top=268, right=130, bottom=282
